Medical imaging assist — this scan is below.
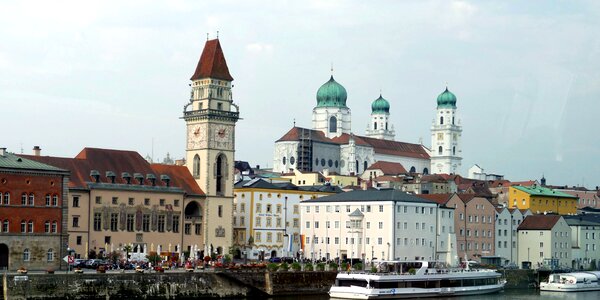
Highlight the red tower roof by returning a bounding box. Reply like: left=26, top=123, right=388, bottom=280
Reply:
left=190, top=39, right=233, bottom=81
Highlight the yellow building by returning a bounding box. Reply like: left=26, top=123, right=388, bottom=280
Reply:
left=509, top=185, right=578, bottom=215
left=281, top=169, right=358, bottom=187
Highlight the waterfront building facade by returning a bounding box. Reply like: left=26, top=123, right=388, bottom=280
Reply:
left=517, top=215, right=571, bottom=269
left=232, top=178, right=340, bottom=261
left=300, top=189, right=455, bottom=264
left=430, top=88, right=462, bottom=175
left=495, top=207, right=532, bottom=266
left=23, top=148, right=205, bottom=260
left=0, top=148, right=69, bottom=271
left=563, top=214, right=600, bottom=270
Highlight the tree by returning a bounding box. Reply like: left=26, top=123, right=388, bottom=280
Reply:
left=147, top=253, right=161, bottom=266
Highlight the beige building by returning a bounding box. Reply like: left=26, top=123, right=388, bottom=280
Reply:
left=517, top=215, right=571, bottom=269
left=25, top=148, right=205, bottom=260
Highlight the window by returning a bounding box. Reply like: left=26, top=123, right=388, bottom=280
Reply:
left=144, top=198, right=150, bottom=206
left=28, top=193, right=34, bottom=205
left=366, top=205, right=371, bottom=212
left=110, top=213, right=118, bottom=231
left=257, top=204, right=262, bottom=213
left=21, top=193, right=27, bottom=205
left=379, top=205, right=384, bottom=212
left=28, top=220, right=34, bottom=232
left=76, top=236, right=82, bottom=245
left=378, top=237, right=383, bottom=245
left=73, top=196, right=80, bottom=207
left=94, top=213, right=101, bottom=231
left=158, top=215, right=165, bottom=232
left=241, top=203, right=246, bottom=212
left=47, top=249, right=54, bottom=262
left=159, top=199, right=165, bottom=206
left=184, top=223, right=191, bottom=235
left=45, top=221, right=50, bottom=233
left=52, top=195, right=58, bottom=206
left=95, top=196, right=102, bottom=204
left=142, top=214, right=150, bottom=232
left=218, top=205, right=223, bottom=217
left=438, top=146, right=442, bottom=155
left=379, top=222, right=383, bottom=229
left=267, top=204, right=272, bottom=213
left=329, top=116, right=337, bottom=133
left=195, top=224, right=201, bottom=235
left=126, top=214, right=134, bottom=232
left=174, top=199, right=179, bottom=207
left=51, top=221, right=57, bottom=233
left=72, top=216, right=79, bottom=228
left=46, top=194, right=51, bottom=206
left=215, top=154, right=226, bottom=195
left=193, top=154, right=200, bottom=177
left=440, top=116, right=444, bottom=125
left=173, top=215, right=180, bottom=233
left=2, top=220, right=8, bottom=232
left=23, top=248, right=30, bottom=261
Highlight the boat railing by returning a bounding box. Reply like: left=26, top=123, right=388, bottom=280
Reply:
left=343, top=268, right=497, bottom=276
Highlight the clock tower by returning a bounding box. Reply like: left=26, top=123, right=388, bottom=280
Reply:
left=183, top=38, right=239, bottom=255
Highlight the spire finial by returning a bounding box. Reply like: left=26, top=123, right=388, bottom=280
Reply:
left=293, top=118, right=296, bottom=127
left=206, top=33, right=209, bottom=41
left=445, top=81, right=448, bottom=90
left=330, top=62, right=334, bottom=76
left=216, top=30, right=219, bottom=39
left=380, top=88, right=382, bottom=97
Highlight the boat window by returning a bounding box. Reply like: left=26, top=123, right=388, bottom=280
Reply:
left=440, top=279, right=462, bottom=287
left=337, top=279, right=368, bottom=287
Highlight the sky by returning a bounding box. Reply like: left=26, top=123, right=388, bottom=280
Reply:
left=1, top=0, right=599, bottom=189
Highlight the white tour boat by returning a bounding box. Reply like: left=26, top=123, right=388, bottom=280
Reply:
left=540, top=271, right=600, bottom=292
left=329, top=260, right=505, bottom=299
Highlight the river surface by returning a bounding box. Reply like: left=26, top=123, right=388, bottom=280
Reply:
left=265, top=289, right=600, bottom=299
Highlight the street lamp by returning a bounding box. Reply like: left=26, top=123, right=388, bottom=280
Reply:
left=387, top=242, right=390, bottom=260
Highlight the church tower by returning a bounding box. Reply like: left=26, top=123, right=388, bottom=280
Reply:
left=430, top=87, right=462, bottom=174
left=365, top=94, right=395, bottom=140
left=183, top=38, right=239, bottom=255
left=312, top=75, right=351, bottom=138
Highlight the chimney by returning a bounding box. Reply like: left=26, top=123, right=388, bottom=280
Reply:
left=0, top=148, right=6, bottom=156
left=33, top=146, right=41, bottom=156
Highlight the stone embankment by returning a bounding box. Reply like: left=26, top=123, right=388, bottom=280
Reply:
left=1, top=270, right=337, bottom=299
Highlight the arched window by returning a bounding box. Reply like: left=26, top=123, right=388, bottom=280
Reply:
left=290, top=156, right=295, bottom=165
left=321, top=159, right=326, bottom=166
left=385, top=123, right=388, bottom=130
left=328, top=159, right=333, bottom=167
left=329, top=116, right=337, bottom=133
left=45, top=194, right=51, bottom=206
left=45, top=221, right=51, bottom=233
left=215, top=154, right=227, bottom=195
left=282, top=156, right=287, bottom=165
left=21, top=193, right=27, bottom=205
left=28, top=220, right=34, bottom=233
left=4, top=192, right=9, bottom=204
left=0, top=192, right=3, bottom=205
left=52, top=195, right=58, bottom=206
left=409, top=166, right=416, bottom=173
left=2, top=220, right=9, bottom=232
left=438, top=146, right=443, bottom=155
left=355, top=160, right=359, bottom=173
left=452, top=117, right=455, bottom=125
left=453, top=146, right=456, bottom=155
left=28, top=193, right=34, bottom=206
left=374, top=122, right=377, bottom=130
left=440, top=116, right=444, bottom=125
left=193, top=154, right=200, bottom=178
left=47, top=248, right=54, bottom=262
left=364, top=161, right=368, bottom=172
left=23, top=248, right=30, bottom=261
left=20, top=220, right=26, bottom=233
left=52, top=221, right=57, bottom=233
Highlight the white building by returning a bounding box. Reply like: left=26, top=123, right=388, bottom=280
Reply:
left=232, top=178, right=340, bottom=261
left=300, top=189, right=458, bottom=265
left=517, top=215, right=571, bottom=269
left=468, top=164, right=504, bottom=181
left=273, top=76, right=465, bottom=177
left=564, top=214, right=600, bottom=270
left=430, top=88, right=462, bottom=175
left=495, top=207, right=532, bottom=266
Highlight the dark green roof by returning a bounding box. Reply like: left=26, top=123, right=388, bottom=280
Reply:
left=316, top=76, right=348, bottom=108
left=303, top=189, right=436, bottom=203
left=436, top=87, right=457, bottom=109
left=0, top=152, right=67, bottom=173
left=512, top=185, right=578, bottom=199
left=564, top=214, right=600, bottom=226
left=371, top=94, right=390, bottom=113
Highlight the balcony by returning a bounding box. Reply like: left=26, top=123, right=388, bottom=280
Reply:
left=183, top=109, right=239, bottom=122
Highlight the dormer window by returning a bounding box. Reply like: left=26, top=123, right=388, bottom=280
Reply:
left=90, top=170, right=100, bottom=183
left=161, top=175, right=171, bottom=187
left=105, top=171, right=116, bottom=184
left=122, top=172, right=131, bottom=184
left=134, top=173, right=144, bottom=185
left=146, top=174, right=156, bottom=186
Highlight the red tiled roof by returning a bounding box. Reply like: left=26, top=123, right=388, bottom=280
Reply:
left=373, top=176, right=402, bottom=182
left=276, top=127, right=429, bottom=159
left=367, top=161, right=407, bottom=175
left=510, top=180, right=537, bottom=187
left=457, top=193, right=477, bottom=203
left=420, top=174, right=450, bottom=183
left=190, top=39, right=233, bottom=81
left=415, top=193, right=453, bottom=205
left=518, top=215, right=561, bottom=230
left=21, top=148, right=204, bottom=195
left=489, top=180, right=511, bottom=188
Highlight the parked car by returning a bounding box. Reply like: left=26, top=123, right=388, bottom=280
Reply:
left=85, top=259, right=104, bottom=269
left=268, top=257, right=282, bottom=263
left=73, top=259, right=88, bottom=268
left=281, top=257, right=294, bottom=264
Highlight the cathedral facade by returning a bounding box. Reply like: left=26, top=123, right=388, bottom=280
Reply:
left=273, top=76, right=462, bottom=177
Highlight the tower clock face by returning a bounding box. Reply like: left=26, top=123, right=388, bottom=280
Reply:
left=187, top=124, right=207, bottom=149
left=213, top=124, right=233, bottom=149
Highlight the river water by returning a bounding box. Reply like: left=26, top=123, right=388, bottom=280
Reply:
left=266, top=289, right=600, bottom=299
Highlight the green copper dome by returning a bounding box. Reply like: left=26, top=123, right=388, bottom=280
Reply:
left=316, top=76, right=348, bottom=108
left=436, top=87, right=457, bottom=108
left=371, top=94, right=390, bottom=113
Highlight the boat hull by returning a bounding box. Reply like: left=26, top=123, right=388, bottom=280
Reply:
left=540, top=283, right=600, bottom=292
left=329, top=283, right=505, bottom=299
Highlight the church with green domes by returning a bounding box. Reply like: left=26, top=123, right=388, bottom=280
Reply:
left=273, top=75, right=462, bottom=177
